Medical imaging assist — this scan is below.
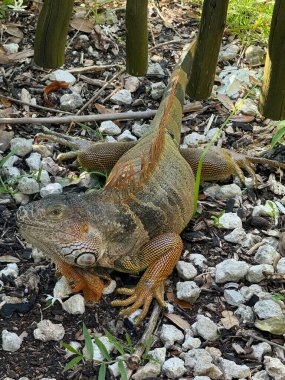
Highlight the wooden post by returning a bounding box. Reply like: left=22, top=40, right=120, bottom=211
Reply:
left=126, top=0, right=148, bottom=76
left=187, top=0, right=229, bottom=100
left=34, top=0, right=74, bottom=69
left=259, top=0, right=285, bottom=120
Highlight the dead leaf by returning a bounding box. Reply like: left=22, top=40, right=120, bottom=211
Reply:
left=184, top=101, right=203, bottom=112
left=255, top=317, right=285, bottom=335
left=43, top=81, right=69, bottom=107
left=216, top=94, right=235, bottom=111
left=93, top=25, right=119, bottom=55
left=221, top=310, right=239, bottom=329
left=0, top=49, right=34, bottom=64
left=164, top=313, right=190, bottom=330
left=95, top=103, right=120, bottom=125
left=0, top=130, right=14, bottom=152
left=5, top=25, right=24, bottom=39
left=231, top=115, right=255, bottom=123
left=0, top=255, right=20, bottom=263
left=70, top=17, right=94, bottom=33
left=0, top=96, right=12, bottom=107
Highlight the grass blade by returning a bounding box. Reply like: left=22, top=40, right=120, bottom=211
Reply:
left=104, top=329, right=125, bottom=355
left=118, top=360, right=128, bottom=380
left=62, top=342, right=81, bottom=356
left=94, top=336, right=112, bottom=361
left=98, top=363, right=106, bottom=380
left=271, top=125, right=285, bottom=148
left=63, top=355, right=83, bottom=373
left=82, top=323, right=94, bottom=360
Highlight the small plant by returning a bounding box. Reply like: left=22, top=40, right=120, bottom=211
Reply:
left=272, top=293, right=284, bottom=302
left=62, top=323, right=130, bottom=379
left=0, top=152, right=17, bottom=195
left=0, top=0, right=13, bottom=18
left=8, top=0, right=27, bottom=11
left=266, top=201, right=279, bottom=221
left=211, top=210, right=225, bottom=228
left=271, top=120, right=285, bottom=148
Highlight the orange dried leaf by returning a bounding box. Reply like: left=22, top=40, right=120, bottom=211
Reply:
left=43, top=81, right=69, bottom=107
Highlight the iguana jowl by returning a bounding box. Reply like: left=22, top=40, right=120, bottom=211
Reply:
left=17, top=42, right=285, bottom=324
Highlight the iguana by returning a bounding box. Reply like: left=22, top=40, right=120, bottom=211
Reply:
left=17, top=42, right=285, bottom=325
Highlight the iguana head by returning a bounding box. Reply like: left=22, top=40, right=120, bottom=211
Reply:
left=17, top=194, right=104, bottom=267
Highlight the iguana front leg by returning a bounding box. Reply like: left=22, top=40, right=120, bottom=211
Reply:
left=111, top=233, right=183, bottom=325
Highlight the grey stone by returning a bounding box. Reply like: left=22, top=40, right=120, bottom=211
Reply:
left=220, top=358, right=250, bottom=379
left=277, top=257, right=285, bottom=273
left=149, top=347, right=166, bottom=364
left=195, top=315, right=219, bottom=341
left=240, top=284, right=271, bottom=301
left=13, top=192, right=29, bottom=205
left=162, top=358, right=186, bottom=379
left=182, top=336, right=201, bottom=351
left=254, top=244, right=280, bottom=265
left=239, top=98, right=259, bottom=116
left=176, top=281, right=201, bottom=303
left=189, top=254, right=207, bottom=268
left=132, top=362, right=161, bottom=380
left=60, top=93, right=83, bottom=111
left=264, top=356, right=285, bottom=380
left=194, top=361, right=223, bottom=379
left=2, top=166, right=20, bottom=179
left=217, top=67, right=253, bottom=98
left=246, top=264, right=274, bottom=283
left=180, top=348, right=212, bottom=368
left=245, top=45, right=265, bottom=66
left=49, top=70, right=76, bottom=84
left=99, top=121, right=121, bottom=136
left=2, top=155, right=20, bottom=167
left=132, top=123, right=150, bottom=137
left=117, top=130, right=137, bottom=142
left=219, top=212, right=242, bottom=229
left=18, top=177, right=40, bottom=195
left=160, top=324, right=184, bottom=348
left=10, top=138, right=33, bottom=157
left=151, top=81, right=166, bottom=100
left=42, top=157, right=63, bottom=176
left=252, top=371, right=270, bottom=380
left=3, top=43, right=19, bottom=54
left=215, top=259, right=249, bottom=283
left=203, top=184, right=221, bottom=199
left=193, top=377, right=211, bottom=380
left=216, top=184, right=242, bottom=200
left=183, top=132, right=207, bottom=147
left=241, top=232, right=262, bottom=248
left=110, top=89, right=132, bottom=105
left=37, top=170, right=51, bottom=186
left=224, top=227, right=246, bottom=244
left=62, top=294, right=85, bottom=314
left=147, top=63, right=165, bottom=78
left=176, top=261, right=197, bottom=280
left=53, top=277, right=72, bottom=299
left=252, top=203, right=274, bottom=217
left=34, top=320, right=65, bottom=341
left=254, top=300, right=283, bottom=319
left=124, top=76, right=140, bottom=92
left=40, top=183, right=63, bottom=197
left=2, top=330, right=23, bottom=352
left=205, top=127, right=220, bottom=141
left=224, top=289, right=244, bottom=306
left=251, top=342, right=271, bottom=361
left=25, top=152, right=42, bottom=171
left=31, top=247, right=45, bottom=263
left=0, top=263, right=18, bottom=279
left=234, top=304, right=254, bottom=323
left=219, top=44, right=239, bottom=62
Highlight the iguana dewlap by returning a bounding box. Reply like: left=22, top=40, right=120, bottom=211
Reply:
left=17, top=42, right=285, bottom=325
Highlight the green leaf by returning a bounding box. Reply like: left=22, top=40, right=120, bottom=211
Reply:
left=104, top=329, right=125, bottom=356
left=98, top=363, right=106, bottom=380
left=62, top=342, right=81, bottom=356
left=0, top=151, right=15, bottom=169
left=63, top=355, right=83, bottom=373
left=94, top=336, right=112, bottom=361
left=255, top=316, right=285, bottom=335
left=83, top=323, right=94, bottom=360
left=271, top=125, right=285, bottom=148
left=118, top=360, right=128, bottom=380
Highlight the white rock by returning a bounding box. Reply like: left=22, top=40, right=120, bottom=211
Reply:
left=108, top=360, right=127, bottom=378
left=251, top=342, right=271, bottom=361
left=49, top=70, right=76, bottom=85
left=2, top=330, right=23, bottom=352
left=162, top=357, right=186, bottom=379
left=147, top=63, right=165, bottom=78
left=60, top=93, right=83, bottom=111
left=65, top=341, right=81, bottom=358
left=264, top=356, right=285, bottom=380
left=0, top=263, right=19, bottom=278
left=102, top=279, right=117, bottom=295
left=124, top=76, right=140, bottom=92
left=25, top=152, right=42, bottom=171
left=217, top=67, right=252, bottom=98
left=37, top=169, right=51, bottom=186
left=132, top=362, right=161, bottom=380
left=184, top=132, right=207, bottom=146
left=254, top=245, right=280, bottom=265
left=254, top=300, right=283, bottom=319
left=219, top=212, right=242, bottom=229
left=105, top=136, right=116, bottom=143
left=149, top=347, right=166, bottom=364
left=160, top=324, right=184, bottom=348
left=241, top=232, right=262, bottom=248
left=34, top=320, right=65, bottom=341
left=193, top=377, right=211, bottom=380
left=219, top=44, right=240, bottom=62
left=234, top=304, right=254, bottom=323
left=83, top=336, right=114, bottom=361
left=203, top=184, right=221, bottom=199
left=62, top=294, right=85, bottom=314
left=127, top=309, right=142, bottom=325
left=151, top=81, right=166, bottom=100
left=220, top=358, right=250, bottom=379
left=238, top=98, right=259, bottom=116
left=132, top=123, right=150, bottom=137
left=40, top=183, right=63, bottom=197
left=10, top=138, right=33, bottom=157
left=99, top=121, right=121, bottom=136
left=195, top=315, right=219, bottom=341
left=224, top=289, right=244, bottom=306
left=205, top=127, right=220, bottom=141
left=240, top=285, right=271, bottom=301
left=53, top=277, right=72, bottom=299
left=277, top=257, right=285, bottom=273
left=215, top=259, right=249, bottom=283
left=176, top=261, right=197, bottom=280
left=216, top=184, right=242, bottom=200
left=110, top=89, right=132, bottom=105
left=117, top=130, right=137, bottom=142
left=194, top=361, right=223, bottom=379
left=252, top=203, right=274, bottom=217
left=245, top=45, right=265, bottom=66
left=31, top=247, right=46, bottom=263
left=13, top=192, right=29, bottom=205
left=246, top=264, right=274, bottom=283
left=182, top=336, right=201, bottom=351
left=2, top=166, right=21, bottom=179
left=252, top=370, right=270, bottom=380
left=189, top=253, right=207, bottom=268
left=176, top=281, right=201, bottom=303
left=17, top=177, right=40, bottom=195
left=2, top=155, right=20, bottom=168
left=3, top=43, right=19, bottom=54
left=180, top=348, right=212, bottom=368
left=224, top=227, right=247, bottom=244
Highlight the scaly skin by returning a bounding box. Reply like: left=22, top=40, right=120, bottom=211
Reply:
left=17, top=42, right=285, bottom=325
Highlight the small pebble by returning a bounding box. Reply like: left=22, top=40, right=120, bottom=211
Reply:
left=195, top=315, right=219, bottom=341
left=160, top=324, right=184, bottom=348
left=99, top=121, right=121, bottom=136
left=62, top=294, right=85, bottom=315
left=10, top=138, right=33, bottom=157
left=162, top=357, right=186, bottom=379
left=176, top=261, right=197, bottom=280
left=110, top=89, right=132, bottom=105
left=215, top=259, right=249, bottom=283
left=254, top=300, right=283, bottom=319
left=48, top=70, right=76, bottom=84
left=40, top=183, right=63, bottom=197
left=176, top=281, right=201, bottom=303
left=2, top=330, right=23, bottom=352
left=34, top=320, right=65, bottom=342
left=17, top=177, right=40, bottom=195
left=117, top=130, right=137, bottom=142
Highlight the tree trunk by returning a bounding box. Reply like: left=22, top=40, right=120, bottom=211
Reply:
left=34, top=0, right=74, bottom=69
left=187, top=0, right=229, bottom=100
left=126, top=0, right=148, bottom=76
left=259, top=0, right=285, bottom=120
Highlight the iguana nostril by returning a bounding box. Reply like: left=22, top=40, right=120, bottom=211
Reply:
left=76, top=253, right=96, bottom=266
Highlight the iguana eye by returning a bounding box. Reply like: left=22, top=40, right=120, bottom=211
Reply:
left=46, top=205, right=65, bottom=220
